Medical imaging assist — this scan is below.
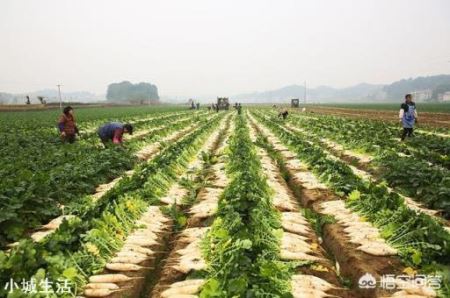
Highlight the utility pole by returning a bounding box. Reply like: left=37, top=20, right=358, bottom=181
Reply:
left=304, top=81, right=307, bottom=104
left=57, top=84, right=62, bottom=111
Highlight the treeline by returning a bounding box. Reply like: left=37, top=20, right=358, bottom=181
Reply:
left=106, top=81, right=159, bottom=104
left=233, top=74, right=450, bottom=102
left=383, top=74, right=450, bottom=99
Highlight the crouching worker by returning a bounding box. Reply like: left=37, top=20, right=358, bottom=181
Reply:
left=278, top=109, right=289, bottom=120
left=98, top=122, right=133, bottom=146
left=58, top=106, right=79, bottom=143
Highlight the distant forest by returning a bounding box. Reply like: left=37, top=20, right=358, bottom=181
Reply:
left=106, top=81, right=159, bottom=104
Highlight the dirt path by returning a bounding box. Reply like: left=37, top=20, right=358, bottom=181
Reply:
left=301, top=106, right=450, bottom=129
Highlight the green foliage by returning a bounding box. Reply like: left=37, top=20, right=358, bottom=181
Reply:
left=106, top=81, right=159, bottom=103
left=283, top=111, right=450, bottom=217
left=200, top=114, right=294, bottom=297
left=0, top=107, right=195, bottom=246
left=0, top=110, right=223, bottom=296
left=253, top=110, right=450, bottom=268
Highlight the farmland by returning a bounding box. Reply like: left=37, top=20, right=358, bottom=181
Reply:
left=310, top=102, right=450, bottom=114
left=0, top=106, right=449, bottom=298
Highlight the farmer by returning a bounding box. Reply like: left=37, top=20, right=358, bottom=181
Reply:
left=399, top=94, right=418, bottom=141
left=279, top=109, right=289, bottom=120
left=58, top=106, right=79, bottom=143
left=237, top=103, right=242, bottom=115
left=98, top=122, right=133, bottom=146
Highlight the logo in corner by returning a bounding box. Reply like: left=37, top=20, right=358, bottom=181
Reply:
left=359, top=273, right=377, bottom=289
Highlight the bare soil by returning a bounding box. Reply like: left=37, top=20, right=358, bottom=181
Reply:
left=303, top=106, right=450, bottom=129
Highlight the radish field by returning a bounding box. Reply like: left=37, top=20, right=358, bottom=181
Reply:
left=0, top=106, right=449, bottom=298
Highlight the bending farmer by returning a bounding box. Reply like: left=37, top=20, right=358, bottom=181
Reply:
left=98, top=122, right=133, bottom=146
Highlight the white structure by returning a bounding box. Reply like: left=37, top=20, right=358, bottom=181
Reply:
left=438, top=91, right=450, bottom=101
left=411, top=90, right=432, bottom=102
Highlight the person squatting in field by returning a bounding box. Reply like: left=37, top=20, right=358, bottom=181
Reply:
left=98, top=122, right=133, bottom=146
left=58, top=106, right=79, bottom=143
left=279, top=109, right=289, bottom=120
left=399, top=94, right=418, bottom=141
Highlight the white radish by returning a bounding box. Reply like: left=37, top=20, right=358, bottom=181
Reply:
left=280, top=250, right=320, bottom=261
left=174, top=257, right=206, bottom=273
left=89, top=274, right=141, bottom=283
left=116, top=251, right=148, bottom=259
left=161, top=284, right=203, bottom=297
left=169, top=279, right=205, bottom=288
left=281, top=213, right=308, bottom=225
left=110, top=256, right=149, bottom=264
left=122, top=245, right=157, bottom=256
left=84, top=288, right=122, bottom=297
left=85, top=283, right=119, bottom=290
left=357, top=243, right=398, bottom=256
left=291, top=275, right=337, bottom=291
left=291, top=288, right=331, bottom=298
left=281, top=221, right=311, bottom=235
left=125, top=237, right=158, bottom=247
left=403, top=286, right=437, bottom=296
left=41, top=215, right=75, bottom=230
left=106, top=263, right=151, bottom=272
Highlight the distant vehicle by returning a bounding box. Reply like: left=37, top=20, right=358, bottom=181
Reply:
left=216, top=97, right=230, bottom=110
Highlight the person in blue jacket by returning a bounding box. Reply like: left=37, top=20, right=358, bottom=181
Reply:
left=98, top=122, right=133, bottom=146
left=399, top=94, right=418, bottom=141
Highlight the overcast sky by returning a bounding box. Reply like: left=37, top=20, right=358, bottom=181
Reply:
left=1, top=0, right=449, bottom=97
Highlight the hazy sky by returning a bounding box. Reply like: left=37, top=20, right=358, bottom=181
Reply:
left=1, top=0, right=450, bottom=97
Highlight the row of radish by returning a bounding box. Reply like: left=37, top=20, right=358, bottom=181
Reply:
left=0, top=112, right=225, bottom=297
left=250, top=110, right=447, bottom=297
left=78, top=115, right=233, bottom=297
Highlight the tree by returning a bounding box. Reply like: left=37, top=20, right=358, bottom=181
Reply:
left=432, top=83, right=450, bottom=100
left=383, top=75, right=450, bottom=100
left=37, top=96, right=46, bottom=105
left=106, top=81, right=159, bottom=103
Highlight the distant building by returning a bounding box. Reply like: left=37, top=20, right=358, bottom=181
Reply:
left=411, top=90, right=432, bottom=102
left=438, top=91, right=450, bottom=101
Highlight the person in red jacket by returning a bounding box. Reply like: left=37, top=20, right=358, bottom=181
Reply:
left=58, top=106, right=79, bottom=143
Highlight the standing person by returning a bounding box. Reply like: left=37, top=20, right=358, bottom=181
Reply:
left=58, top=106, right=79, bottom=143
left=237, top=103, right=242, bottom=115
left=98, top=122, right=133, bottom=146
left=215, top=103, right=219, bottom=113
left=399, top=94, right=418, bottom=141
